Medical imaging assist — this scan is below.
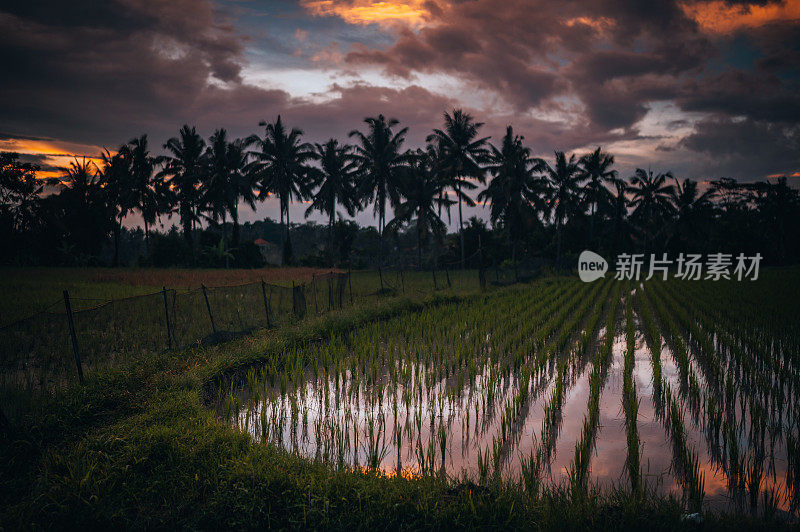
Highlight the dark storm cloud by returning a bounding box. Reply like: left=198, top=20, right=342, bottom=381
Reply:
left=677, top=69, right=800, bottom=123
left=680, top=116, right=800, bottom=178
left=1, top=0, right=798, bottom=183
left=341, top=0, right=717, bottom=130
left=0, top=0, right=248, bottom=145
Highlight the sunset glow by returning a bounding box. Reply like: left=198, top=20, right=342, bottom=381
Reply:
left=681, top=0, right=800, bottom=34
left=300, top=0, right=441, bottom=26
left=0, top=138, right=106, bottom=179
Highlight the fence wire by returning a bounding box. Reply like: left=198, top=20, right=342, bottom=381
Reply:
left=0, top=263, right=510, bottom=414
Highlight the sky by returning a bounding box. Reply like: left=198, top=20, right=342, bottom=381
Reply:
left=1, top=0, right=798, bottom=229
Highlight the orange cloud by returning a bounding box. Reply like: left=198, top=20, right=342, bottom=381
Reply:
left=681, top=0, right=800, bottom=34
left=0, top=137, right=106, bottom=180
left=767, top=171, right=800, bottom=178
left=300, top=0, right=444, bottom=27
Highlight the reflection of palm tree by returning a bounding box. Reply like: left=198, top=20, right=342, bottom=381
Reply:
left=540, top=151, right=582, bottom=268
left=386, top=148, right=452, bottom=268
left=478, top=126, right=543, bottom=262
left=159, top=125, right=207, bottom=252
left=205, top=129, right=256, bottom=251
left=247, top=116, right=314, bottom=264
left=427, top=109, right=489, bottom=268
left=349, top=114, right=409, bottom=265
left=579, top=147, right=616, bottom=246
left=628, top=168, right=675, bottom=252
left=306, top=139, right=360, bottom=264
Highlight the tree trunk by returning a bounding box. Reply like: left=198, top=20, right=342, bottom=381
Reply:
left=231, top=207, right=240, bottom=247
left=113, top=216, right=121, bottom=267
left=182, top=203, right=193, bottom=252
left=377, top=196, right=384, bottom=269
left=457, top=181, right=465, bottom=269
left=329, top=210, right=335, bottom=267
left=279, top=206, right=285, bottom=266
left=221, top=212, right=229, bottom=269
left=556, top=217, right=563, bottom=270
left=417, top=226, right=423, bottom=270
left=284, top=202, right=292, bottom=266
left=143, top=218, right=150, bottom=260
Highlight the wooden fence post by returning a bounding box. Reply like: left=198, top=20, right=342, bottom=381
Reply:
left=63, top=290, right=84, bottom=384
left=162, top=287, right=172, bottom=349
left=400, top=268, right=405, bottom=293
left=201, top=284, right=217, bottom=334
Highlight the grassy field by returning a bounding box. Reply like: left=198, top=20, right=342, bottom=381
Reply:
left=1, top=267, right=798, bottom=529
left=0, top=266, right=342, bottom=325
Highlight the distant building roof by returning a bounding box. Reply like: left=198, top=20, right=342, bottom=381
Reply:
left=254, top=238, right=269, bottom=245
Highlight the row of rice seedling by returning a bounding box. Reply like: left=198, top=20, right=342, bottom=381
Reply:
left=682, top=276, right=799, bottom=394
left=651, top=279, right=795, bottom=516
left=661, top=279, right=797, bottom=432
left=568, top=281, right=623, bottom=493
left=519, top=279, right=619, bottom=494
left=213, top=269, right=800, bottom=519
left=635, top=285, right=706, bottom=512
left=221, top=280, right=593, bottom=478
left=621, top=285, right=642, bottom=495
left=495, top=278, right=616, bottom=476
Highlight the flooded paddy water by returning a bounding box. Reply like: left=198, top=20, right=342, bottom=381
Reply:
left=214, top=277, right=800, bottom=519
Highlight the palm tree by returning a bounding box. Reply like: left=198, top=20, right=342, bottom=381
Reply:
left=99, top=147, right=133, bottom=266
left=159, top=125, right=207, bottom=252
left=578, top=147, right=617, bottom=246
left=540, top=151, right=582, bottom=268
left=628, top=168, right=675, bottom=252
left=306, top=138, right=360, bottom=264
left=478, top=126, right=543, bottom=263
left=60, top=157, right=102, bottom=199
left=668, top=177, right=715, bottom=253
left=427, top=109, right=489, bottom=268
left=247, top=116, right=314, bottom=264
left=385, top=148, right=453, bottom=268
left=58, top=157, right=110, bottom=260
left=349, top=114, right=410, bottom=265
left=205, top=129, right=256, bottom=252
left=753, top=177, right=799, bottom=263
left=609, top=178, right=630, bottom=256
left=127, top=135, right=161, bottom=256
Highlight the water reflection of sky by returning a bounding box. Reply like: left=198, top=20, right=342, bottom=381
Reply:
left=222, top=303, right=795, bottom=516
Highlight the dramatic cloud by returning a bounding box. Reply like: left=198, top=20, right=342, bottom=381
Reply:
left=1, top=0, right=798, bottom=200
left=679, top=116, right=800, bottom=178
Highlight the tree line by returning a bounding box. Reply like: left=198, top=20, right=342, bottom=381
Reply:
left=1, top=109, right=799, bottom=268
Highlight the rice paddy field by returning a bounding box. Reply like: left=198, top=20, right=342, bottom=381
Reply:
left=2, top=267, right=799, bottom=529
left=216, top=271, right=800, bottom=520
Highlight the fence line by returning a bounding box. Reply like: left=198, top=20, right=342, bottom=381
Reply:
left=0, top=261, right=535, bottom=410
